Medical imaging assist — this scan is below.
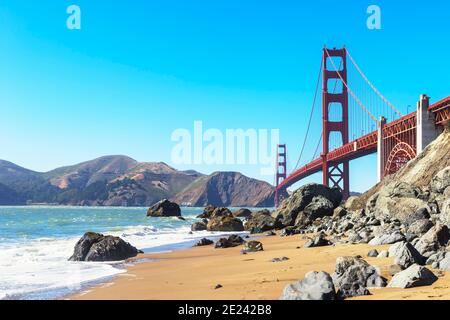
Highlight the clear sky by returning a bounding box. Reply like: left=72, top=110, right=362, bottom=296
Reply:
left=0, top=0, right=449, bottom=192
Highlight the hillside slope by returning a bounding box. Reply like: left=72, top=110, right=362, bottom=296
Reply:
left=171, top=171, right=276, bottom=207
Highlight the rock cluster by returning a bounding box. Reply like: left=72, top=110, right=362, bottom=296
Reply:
left=147, top=199, right=181, bottom=217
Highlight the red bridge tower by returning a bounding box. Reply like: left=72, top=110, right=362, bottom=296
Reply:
left=322, top=48, right=350, bottom=199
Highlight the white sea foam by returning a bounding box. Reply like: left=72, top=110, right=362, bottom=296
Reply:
left=0, top=222, right=247, bottom=300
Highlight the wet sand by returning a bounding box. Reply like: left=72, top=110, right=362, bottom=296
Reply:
left=70, top=234, right=450, bottom=300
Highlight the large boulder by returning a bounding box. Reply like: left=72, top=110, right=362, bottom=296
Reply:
left=207, top=216, right=244, bottom=232
left=280, top=271, right=336, bottom=300
left=69, top=232, right=141, bottom=262
left=272, top=183, right=342, bottom=228
left=387, top=264, right=438, bottom=288
left=147, top=199, right=181, bottom=217
left=431, top=166, right=450, bottom=194
left=391, top=242, right=425, bottom=269
left=303, top=196, right=335, bottom=221
left=245, top=210, right=279, bottom=233
left=367, top=195, right=429, bottom=224
left=332, top=256, right=387, bottom=299
left=414, top=223, right=450, bottom=258
left=191, top=221, right=207, bottom=231
left=233, top=208, right=252, bottom=218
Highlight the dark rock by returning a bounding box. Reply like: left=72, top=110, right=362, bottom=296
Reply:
left=272, top=183, right=342, bottom=228
left=303, top=196, right=335, bottom=221
left=197, top=205, right=216, bottom=219
left=280, top=271, right=336, bottom=300
left=69, top=232, right=141, bottom=262
left=242, top=241, right=264, bottom=253
left=214, top=284, right=223, bottom=289
left=280, top=226, right=301, bottom=237
left=404, top=208, right=430, bottom=226
left=332, top=256, right=387, bottom=299
left=233, top=208, right=252, bottom=218
left=304, top=232, right=331, bottom=248
left=147, top=199, right=181, bottom=217
left=69, top=232, right=103, bottom=261
left=367, top=249, right=379, bottom=257
left=388, top=264, right=438, bottom=288
left=265, top=231, right=276, bottom=236
left=207, top=216, right=244, bottom=232
left=245, top=211, right=280, bottom=234
left=191, top=221, right=207, bottom=231
left=194, top=238, right=214, bottom=247
left=214, top=235, right=245, bottom=248
left=210, top=207, right=233, bottom=218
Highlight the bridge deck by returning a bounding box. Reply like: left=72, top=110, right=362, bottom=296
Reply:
left=277, top=96, right=450, bottom=191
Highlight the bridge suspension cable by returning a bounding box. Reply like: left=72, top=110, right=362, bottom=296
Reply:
left=293, top=59, right=323, bottom=171
left=346, top=49, right=403, bottom=117
left=325, top=48, right=378, bottom=124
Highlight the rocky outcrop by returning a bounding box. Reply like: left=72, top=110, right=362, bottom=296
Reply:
left=147, top=199, right=181, bottom=217
left=194, top=238, right=214, bottom=247
left=207, top=216, right=244, bottom=232
left=280, top=271, right=336, bottom=300
left=244, top=210, right=280, bottom=234
left=172, top=172, right=280, bottom=207
left=69, top=232, right=141, bottom=262
left=233, top=208, right=252, bottom=218
left=272, top=183, right=342, bottom=230
left=387, top=265, right=438, bottom=288
left=191, top=221, right=207, bottom=231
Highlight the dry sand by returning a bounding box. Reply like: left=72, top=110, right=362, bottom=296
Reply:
left=70, top=234, right=450, bottom=300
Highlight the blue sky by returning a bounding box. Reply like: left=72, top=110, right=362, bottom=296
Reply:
left=0, top=0, right=449, bottom=192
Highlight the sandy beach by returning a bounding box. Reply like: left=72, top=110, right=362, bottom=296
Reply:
left=70, top=234, right=450, bottom=300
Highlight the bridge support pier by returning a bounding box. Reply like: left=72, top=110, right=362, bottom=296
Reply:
left=377, top=116, right=386, bottom=183
left=416, top=94, right=437, bottom=153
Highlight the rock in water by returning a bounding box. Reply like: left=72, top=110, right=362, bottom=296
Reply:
left=280, top=271, right=336, bottom=300
left=147, top=199, right=181, bottom=217
left=191, top=221, right=207, bottom=231
left=387, top=264, right=438, bottom=288
left=332, top=256, right=387, bottom=299
left=207, top=216, right=244, bottom=232
left=233, top=208, right=252, bottom=218
left=197, top=205, right=216, bottom=219
left=69, top=232, right=141, bottom=262
left=242, top=241, right=264, bottom=253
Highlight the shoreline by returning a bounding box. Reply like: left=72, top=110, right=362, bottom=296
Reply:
left=69, top=233, right=450, bottom=300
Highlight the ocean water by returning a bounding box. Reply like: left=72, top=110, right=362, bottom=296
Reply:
left=0, top=206, right=250, bottom=300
